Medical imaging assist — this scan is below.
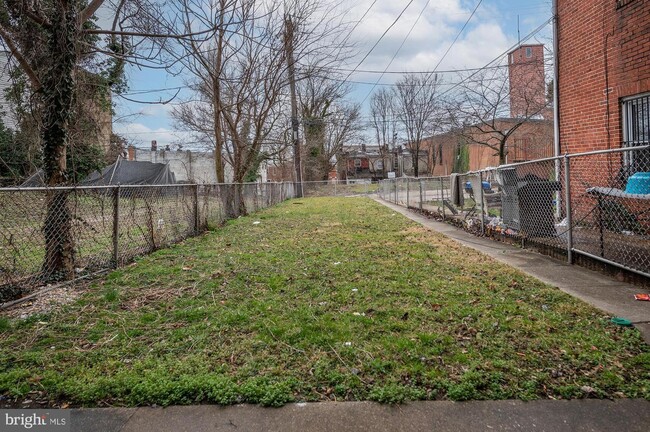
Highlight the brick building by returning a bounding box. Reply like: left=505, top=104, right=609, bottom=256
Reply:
left=426, top=119, right=554, bottom=175
left=509, top=44, right=549, bottom=119
left=557, top=0, right=649, bottom=156
left=422, top=43, right=553, bottom=175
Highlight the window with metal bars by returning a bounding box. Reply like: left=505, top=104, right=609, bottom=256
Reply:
left=622, top=93, right=650, bottom=171
left=616, top=0, right=635, bottom=9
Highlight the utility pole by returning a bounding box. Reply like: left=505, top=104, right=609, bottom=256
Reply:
left=284, top=14, right=303, bottom=197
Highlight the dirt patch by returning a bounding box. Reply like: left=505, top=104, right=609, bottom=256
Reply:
left=1, top=284, right=85, bottom=319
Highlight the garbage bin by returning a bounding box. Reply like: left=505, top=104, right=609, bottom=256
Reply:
left=499, top=169, right=560, bottom=237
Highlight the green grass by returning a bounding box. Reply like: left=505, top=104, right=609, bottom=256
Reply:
left=0, top=197, right=648, bottom=407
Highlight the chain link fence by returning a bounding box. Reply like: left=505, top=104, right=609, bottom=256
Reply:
left=301, top=180, right=379, bottom=198
left=379, top=146, right=650, bottom=278
left=0, top=182, right=295, bottom=303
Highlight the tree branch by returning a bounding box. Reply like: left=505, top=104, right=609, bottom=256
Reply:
left=81, top=0, right=107, bottom=23
left=0, top=25, right=40, bottom=89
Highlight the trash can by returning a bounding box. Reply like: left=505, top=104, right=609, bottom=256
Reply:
left=500, top=169, right=560, bottom=237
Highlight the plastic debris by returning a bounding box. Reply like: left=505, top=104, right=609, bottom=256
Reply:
left=611, top=317, right=633, bottom=327
left=252, top=221, right=261, bottom=225
left=634, top=294, right=650, bottom=301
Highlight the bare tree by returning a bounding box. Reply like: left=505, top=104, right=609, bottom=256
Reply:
left=451, top=63, right=550, bottom=165
left=370, top=87, right=398, bottom=177
left=323, top=102, right=363, bottom=176
left=299, top=75, right=361, bottom=181
left=392, top=73, right=443, bottom=177
left=0, top=0, right=205, bottom=279
left=166, top=0, right=351, bottom=208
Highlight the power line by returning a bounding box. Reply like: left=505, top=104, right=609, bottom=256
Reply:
left=118, top=59, right=554, bottom=97
left=358, top=0, right=432, bottom=106
left=338, top=0, right=417, bottom=89
left=431, top=0, right=483, bottom=74
left=437, top=17, right=553, bottom=99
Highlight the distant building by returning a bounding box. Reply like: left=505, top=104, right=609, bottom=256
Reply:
left=422, top=43, right=553, bottom=174
left=425, top=119, right=554, bottom=175
left=340, top=145, right=428, bottom=180
left=127, top=143, right=241, bottom=183
left=0, top=51, right=17, bottom=129
left=508, top=44, right=549, bottom=119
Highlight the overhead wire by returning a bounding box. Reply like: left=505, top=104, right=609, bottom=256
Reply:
left=358, top=0, right=432, bottom=106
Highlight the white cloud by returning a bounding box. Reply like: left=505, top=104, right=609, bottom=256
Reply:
left=342, top=0, right=513, bottom=81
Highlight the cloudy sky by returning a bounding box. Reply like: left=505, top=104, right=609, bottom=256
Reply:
left=111, top=0, right=553, bottom=149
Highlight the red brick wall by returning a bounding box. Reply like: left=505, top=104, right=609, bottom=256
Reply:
left=557, top=0, right=650, bottom=154
left=423, top=120, right=553, bottom=175
left=509, top=44, right=547, bottom=118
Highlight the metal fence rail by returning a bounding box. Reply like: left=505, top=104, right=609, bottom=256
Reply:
left=0, top=182, right=295, bottom=302
left=379, top=146, right=650, bottom=278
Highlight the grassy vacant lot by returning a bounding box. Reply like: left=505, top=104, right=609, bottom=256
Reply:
left=0, top=197, right=648, bottom=407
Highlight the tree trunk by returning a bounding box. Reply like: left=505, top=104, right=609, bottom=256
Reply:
left=412, top=145, right=419, bottom=178
left=41, top=4, right=77, bottom=281
left=304, top=119, right=328, bottom=181
left=499, top=140, right=507, bottom=165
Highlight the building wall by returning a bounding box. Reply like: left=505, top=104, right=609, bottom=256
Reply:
left=128, top=146, right=235, bottom=183
left=423, top=120, right=554, bottom=175
left=266, top=161, right=295, bottom=182
left=508, top=44, right=547, bottom=118
left=0, top=51, right=16, bottom=129
left=557, top=0, right=650, bottom=154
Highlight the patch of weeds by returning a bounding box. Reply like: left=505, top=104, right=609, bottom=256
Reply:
left=446, top=371, right=509, bottom=401
left=240, top=378, right=296, bottom=407
left=368, top=384, right=426, bottom=404
left=103, top=288, right=119, bottom=303
left=0, top=317, right=10, bottom=332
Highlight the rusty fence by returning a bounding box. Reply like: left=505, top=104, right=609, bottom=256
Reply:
left=0, top=182, right=295, bottom=303
left=379, top=146, right=650, bottom=278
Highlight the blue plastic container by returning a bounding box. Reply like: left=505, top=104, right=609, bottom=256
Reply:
left=625, top=172, right=650, bottom=194
left=464, top=181, right=492, bottom=193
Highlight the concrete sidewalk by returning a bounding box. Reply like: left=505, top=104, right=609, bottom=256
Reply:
left=70, top=400, right=650, bottom=432
left=376, top=199, right=650, bottom=343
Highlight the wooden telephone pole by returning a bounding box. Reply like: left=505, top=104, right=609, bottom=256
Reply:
left=284, top=14, right=303, bottom=197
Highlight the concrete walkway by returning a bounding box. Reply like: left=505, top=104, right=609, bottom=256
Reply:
left=376, top=199, right=650, bottom=343
left=71, top=400, right=650, bottom=432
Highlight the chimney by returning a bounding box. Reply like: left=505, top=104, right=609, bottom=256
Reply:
left=127, top=145, right=135, bottom=161
left=151, top=140, right=158, bottom=151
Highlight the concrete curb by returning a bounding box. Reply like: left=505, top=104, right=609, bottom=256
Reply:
left=71, top=400, right=650, bottom=432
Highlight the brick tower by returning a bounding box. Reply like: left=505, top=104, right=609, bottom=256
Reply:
left=508, top=44, right=547, bottom=119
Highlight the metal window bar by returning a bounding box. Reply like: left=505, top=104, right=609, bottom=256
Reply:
left=623, top=94, right=650, bottom=171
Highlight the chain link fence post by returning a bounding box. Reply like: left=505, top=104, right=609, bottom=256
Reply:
left=194, top=184, right=200, bottom=235
left=440, top=177, right=446, bottom=220
left=394, top=180, right=398, bottom=204
left=479, top=172, right=485, bottom=235
left=564, top=156, right=573, bottom=264
left=419, top=179, right=423, bottom=211
left=406, top=178, right=410, bottom=207
left=112, top=185, right=120, bottom=268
